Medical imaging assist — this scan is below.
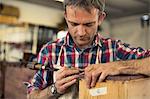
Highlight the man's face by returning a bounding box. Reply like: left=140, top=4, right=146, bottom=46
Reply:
left=65, top=6, right=105, bottom=49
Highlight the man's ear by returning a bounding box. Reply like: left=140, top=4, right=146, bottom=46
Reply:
left=64, top=11, right=67, bottom=21
left=98, top=12, right=106, bottom=25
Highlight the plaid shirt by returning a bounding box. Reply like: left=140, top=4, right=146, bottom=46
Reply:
left=28, top=32, right=150, bottom=93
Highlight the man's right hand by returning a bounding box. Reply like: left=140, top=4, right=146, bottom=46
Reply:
left=55, top=67, right=80, bottom=94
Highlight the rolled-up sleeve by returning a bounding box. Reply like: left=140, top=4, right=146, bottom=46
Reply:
left=116, top=40, right=150, bottom=60
left=27, top=45, right=53, bottom=94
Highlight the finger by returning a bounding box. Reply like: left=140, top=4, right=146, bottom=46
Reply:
left=79, top=72, right=85, bottom=79
left=58, top=74, right=79, bottom=85
left=59, top=79, right=77, bottom=92
left=57, top=67, right=66, bottom=74
left=85, top=71, right=92, bottom=89
left=85, top=65, right=94, bottom=72
left=55, top=67, right=66, bottom=80
left=57, top=69, right=79, bottom=80
left=98, top=72, right=108, bottom=82
left=91, top=72, right=101, bottom=88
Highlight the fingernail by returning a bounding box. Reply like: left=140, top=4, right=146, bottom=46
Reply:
left=91, top=84, right=95, bottom=88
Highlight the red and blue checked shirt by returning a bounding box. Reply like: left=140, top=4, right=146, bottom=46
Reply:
left=28, top=32, right=150, bottom=93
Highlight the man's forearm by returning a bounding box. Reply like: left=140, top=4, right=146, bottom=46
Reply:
left=117, top=57, right=150, bottom=76
left=84, top=57, right=150, bottom=88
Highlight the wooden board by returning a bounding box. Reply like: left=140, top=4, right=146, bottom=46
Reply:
left=0, top=15, right=17, bottom=24
left=0, top=15, right=23, bottom=26
left=0, top=4, right=20, bottom=18
left=79, top=78, right=150, bottom=99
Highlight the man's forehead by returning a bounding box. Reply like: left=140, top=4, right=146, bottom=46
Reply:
left=66, top=7, right=98, bottom=24
left=66, top=5, right=99, bottom=14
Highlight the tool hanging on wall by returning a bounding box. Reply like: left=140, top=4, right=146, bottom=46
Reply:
left=141, top=14, right=150, bottom=49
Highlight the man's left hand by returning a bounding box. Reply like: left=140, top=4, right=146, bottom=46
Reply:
left=84, top=63, right=121, bottom=88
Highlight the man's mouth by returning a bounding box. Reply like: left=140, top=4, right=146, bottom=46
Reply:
left=79, top=37, right=89, bottom=41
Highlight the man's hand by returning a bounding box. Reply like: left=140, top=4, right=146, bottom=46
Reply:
left=84, top=63, right=121, bottom=88
left=55, top=67, right=80, bottom=94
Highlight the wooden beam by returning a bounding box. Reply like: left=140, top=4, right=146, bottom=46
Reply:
left=0, top=15, right=18, bottom=25
left=0, top=15, right=25, bottom=26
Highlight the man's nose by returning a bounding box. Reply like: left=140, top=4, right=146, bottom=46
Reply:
left=77, top=25, right=86, bottom=36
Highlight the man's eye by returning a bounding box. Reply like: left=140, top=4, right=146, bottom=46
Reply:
left=85, top=23, right=93, bottom=27
left=71, top=23, right=79, bottom=26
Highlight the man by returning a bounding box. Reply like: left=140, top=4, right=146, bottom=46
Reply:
left=27, top=0, right=150, bottom=98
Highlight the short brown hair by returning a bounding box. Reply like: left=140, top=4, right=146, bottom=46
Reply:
left=64, top=0, right=105, bottom=12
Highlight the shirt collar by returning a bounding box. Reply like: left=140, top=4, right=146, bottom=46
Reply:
left=94, top=33, right=102, bottom=47
left=64, top=32, right=102, bottom=47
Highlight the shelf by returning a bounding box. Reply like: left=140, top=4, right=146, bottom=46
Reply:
left=0, top=15, right=23, bottom=26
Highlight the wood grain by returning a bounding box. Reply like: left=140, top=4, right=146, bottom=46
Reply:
left=79, top=78, right=150, bottom=99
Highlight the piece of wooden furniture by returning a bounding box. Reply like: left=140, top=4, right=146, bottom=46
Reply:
left=79, top=75, right=150, bottom=99
left=0, top=61, right=35, bottom=99
left=0, top=3, right=20, bottom=18
left=0, top=15, right=25, bottom=26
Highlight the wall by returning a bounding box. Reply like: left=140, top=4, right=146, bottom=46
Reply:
left=110, top=15, right=150, bottom=49
left=100, top=20, right=112, bottom=38
left=0, top=0, right=64, bottom=61
left=2, top=0, right=64, bottom=27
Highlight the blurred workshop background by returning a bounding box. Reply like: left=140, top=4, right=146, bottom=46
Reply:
left=0, top=0, right=150, bottom=99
